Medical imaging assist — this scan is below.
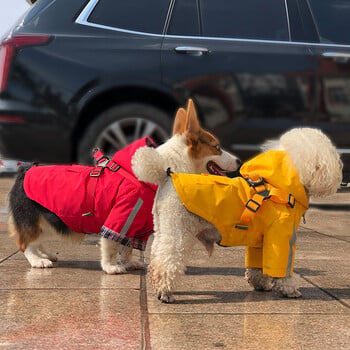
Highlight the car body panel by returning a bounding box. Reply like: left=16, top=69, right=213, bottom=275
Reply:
left=0, top=0, right=350, bottom=179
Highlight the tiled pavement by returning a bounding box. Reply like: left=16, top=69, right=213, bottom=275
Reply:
left=0, top=177, right=349, bottom=349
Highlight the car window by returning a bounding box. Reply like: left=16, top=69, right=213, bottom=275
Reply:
left=88, top=0, right=171, bottom=34
left=308, top=0, right=350, bottom=45
left=200, top=0, right=289, bottom=41
left=167, top=0, right=200, bottom=36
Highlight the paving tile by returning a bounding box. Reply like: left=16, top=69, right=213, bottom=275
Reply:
left=0, top=289, right=141, bottom=350
left=4, top=234, right=102, bottom=262
left=0, top=231, right=18, bottom=263
left=0, top=259, right=141, bottom=290
left=301, top=205, right=350, bottom=242
left=146, top=272, right=349, bottom=315
left=149, top=314, right=350, bottom=350
left=146, top=240, right=349, bottom=315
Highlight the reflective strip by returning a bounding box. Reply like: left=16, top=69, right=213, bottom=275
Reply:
left=120, top=198, right=143, bottom=236
left=286, top=223, right=297, bottom=277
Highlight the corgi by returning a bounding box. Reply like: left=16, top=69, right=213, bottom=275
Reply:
left=132, top=99, right=242, bottom=303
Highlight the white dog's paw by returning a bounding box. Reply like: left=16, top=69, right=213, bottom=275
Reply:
left=273, top=286, right=302, bottom=298
left=245, top=268, right=274, bottom=291
left=272, top=276, right=302, bottom=298
left=157, top=292, right=175, bottom=303
left=125, top=260, right=145, bottom=271
left=102, top=263, right=128, bottom=274
left=30, top=258, right=54, bottom=268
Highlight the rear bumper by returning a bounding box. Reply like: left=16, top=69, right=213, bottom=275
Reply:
left=0, top=99, right=72, bottom=162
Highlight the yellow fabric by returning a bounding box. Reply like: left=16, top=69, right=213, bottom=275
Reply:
left=171, top=150, right=308, bottom=278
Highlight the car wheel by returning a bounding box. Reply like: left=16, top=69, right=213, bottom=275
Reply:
left=77, top=103, right=171, bottom=163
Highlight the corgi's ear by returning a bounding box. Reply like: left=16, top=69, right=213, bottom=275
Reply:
left=172, top=108, right=187, bottom=135
left=185, top=99, right=201, bottom=142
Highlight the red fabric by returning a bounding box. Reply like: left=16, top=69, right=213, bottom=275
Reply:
left=23, top=137, right=157, bottom=249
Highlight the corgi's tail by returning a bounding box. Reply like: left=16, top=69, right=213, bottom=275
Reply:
left=132, top=146, right=167, bottom=184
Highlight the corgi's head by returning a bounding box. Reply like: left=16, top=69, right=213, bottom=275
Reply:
left=132, top=99, right=240, bottom=184
left=171, top=99, right=240, bottom=175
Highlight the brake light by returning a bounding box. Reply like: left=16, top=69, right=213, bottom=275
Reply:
left=0, top=116, right=24, bottom=123
left=0, top=35, right=51, bottom=92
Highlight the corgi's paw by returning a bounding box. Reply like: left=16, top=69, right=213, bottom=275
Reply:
left=30, top=258, right=54, bottom=268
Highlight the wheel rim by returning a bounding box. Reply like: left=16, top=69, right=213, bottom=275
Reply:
left=95, top=117, right=169, bottom=154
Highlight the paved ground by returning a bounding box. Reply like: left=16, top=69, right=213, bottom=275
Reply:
left=0, top=176, right=350, bottom=349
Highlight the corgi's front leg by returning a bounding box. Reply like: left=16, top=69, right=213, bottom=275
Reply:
left=148, top=223, right=197, bottom=303
left=100, top=238, right=125, bottom=274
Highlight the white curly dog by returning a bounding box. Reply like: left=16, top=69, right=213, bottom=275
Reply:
left=132, top=102, right=343, bottom=303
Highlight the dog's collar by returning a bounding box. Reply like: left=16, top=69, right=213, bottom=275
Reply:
left=166, top=167, right=173, bottom=176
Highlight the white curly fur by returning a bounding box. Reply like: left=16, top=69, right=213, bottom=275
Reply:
left=133, top=126, right=343, bottom=302
left=264, top=128, right=342, bottom=198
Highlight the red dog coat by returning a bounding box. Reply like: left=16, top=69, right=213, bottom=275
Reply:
left=24, top=137, right=157, bottom=250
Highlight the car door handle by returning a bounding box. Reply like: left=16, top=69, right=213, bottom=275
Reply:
left=322, top=52, right=350, bottom=63
left=174, top=46, right=210, bottom=56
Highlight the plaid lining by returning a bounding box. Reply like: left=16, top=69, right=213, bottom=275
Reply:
left=98, top=226, right=152, bottom=251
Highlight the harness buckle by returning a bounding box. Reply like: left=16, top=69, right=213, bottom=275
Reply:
left=245, top=198, right=261, bottom=212
left=235, top=224, right=249, bottom=230
left=108, top=162, right=121, bottom=172
left=90, top=168, right=102, bottom=177
left=257, top=189, right=270, bottom=198
left=288, top=194, right=295, bottom=208
left=97, top=158, right=109, bottom=168
left=245, top=176, right=264, bottom=187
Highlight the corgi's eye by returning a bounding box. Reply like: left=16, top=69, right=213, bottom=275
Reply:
left=215, top=144, right=221, bottom=152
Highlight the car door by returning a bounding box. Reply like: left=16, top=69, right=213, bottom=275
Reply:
left=161, top=0, right=319, bottom=159
left=303, top=0, right=350, bottom=178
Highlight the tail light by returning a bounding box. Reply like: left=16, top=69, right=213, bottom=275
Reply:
left=0, top=35, right=51, bottom=92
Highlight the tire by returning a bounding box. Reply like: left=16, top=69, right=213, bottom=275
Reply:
left=77, top=103, right=171, bottom=164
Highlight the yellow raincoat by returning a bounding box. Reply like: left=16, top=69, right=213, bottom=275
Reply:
left=171, top=150, right=308, bottom=278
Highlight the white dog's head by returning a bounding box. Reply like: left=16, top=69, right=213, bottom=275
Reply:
left=263, top=128, right=343, bottom=198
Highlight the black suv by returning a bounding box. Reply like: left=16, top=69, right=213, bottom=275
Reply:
left=1, top=0, right=350, bottom=179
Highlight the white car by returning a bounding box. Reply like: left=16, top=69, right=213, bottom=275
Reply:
left=0, top=159, right=22, bottom=174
